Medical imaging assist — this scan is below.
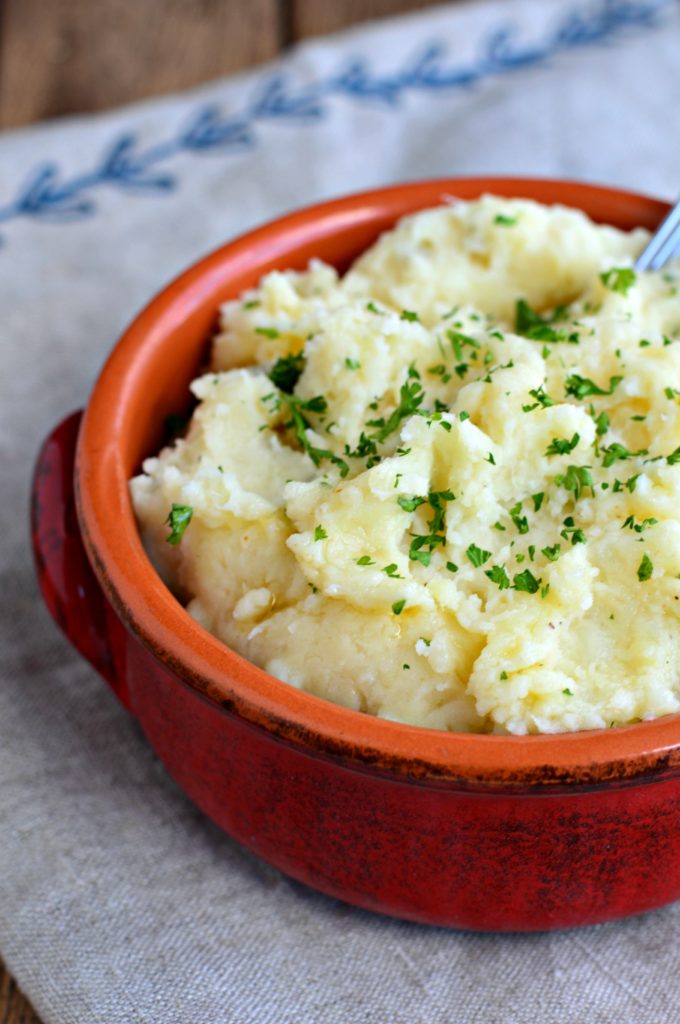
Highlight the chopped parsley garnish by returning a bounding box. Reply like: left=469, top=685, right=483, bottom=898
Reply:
left=165, top=504, right=193, bottom=545
left=515, top=300, right=568, bottom=343
left=601, top=442, right=647, bottom=468
left=563, top=688, right=574, bottom=697
left=392, top=599, right=406, bottom=615
left=564, top=374, right=622, bottom=400
left=541, top=543, right=561, bottom=562
left=446, top=561, right=459, bottom=573
left=459, top=411, right=471, bottom=421
left=447, top=329, right=480, bottom=361
left=512, top=569, right=544, bottom=593
left=500, top=671, right=508, bottom=680
left=365, top=376, right=425, bottom=443
left=522, top=385, right=555, bottom=412
left=345, top=357, right=361, bottom=370
left=356, top=555, right=375, bottom=566
left=637, top=553, right=654, bottom=582
left=466, top=543, right=492, bottom=568
left=269, top=352, right=306, bottom=393
left=592, top=410, right=610, bottom=436
left=494, top=214, right=518, bottom=226
left=509, top=501, right=529, bottom=535
left=622, top=515, right=658, bottom=534
left=255, top=326, right=280, bottom=339
left=313, top=525, right=327, bottom=541
left=667, top=447, right=680, bottom=466
left=243, top=299, right=260, bottom=309
left=560, top=517, right=587, bottom=545
left=664, top=387, right=680, bottom=400
left=398, top=495, right=426, bottom=513
left=532, top=492, right=545, bottom=512
left=513, top=569, right=542, bottom=594
left=555, top=464, right=593, bottom=500
left=284, top=395, right=349, bottom=477
left=600, top=267, right=636, bottom=295
left=545, top=433, right=580, bottom=456
left=400, top=309, right=419, bottom=322
left=515, top=299, right=548, bottom=335
left=382, top=563, right=403, bottom=578
left=485, top=564, right=511, bottom=589
left=407, top=490, right=455, bottom=567
left=366, top=301, right=383, bottom=315
left=486, top=452, right=496, bottom=465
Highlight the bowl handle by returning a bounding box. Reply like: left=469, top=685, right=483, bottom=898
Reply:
left=31, top=411, right=131, bottom=711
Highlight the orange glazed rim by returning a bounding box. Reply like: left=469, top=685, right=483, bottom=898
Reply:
left=76, top=177, right=680, bottom=787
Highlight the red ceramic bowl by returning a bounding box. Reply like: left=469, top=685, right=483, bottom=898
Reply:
left=32, top=178, right=680, bottom=932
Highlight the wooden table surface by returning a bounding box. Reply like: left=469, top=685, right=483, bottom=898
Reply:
left=1, top=1, right=446, bottom=1019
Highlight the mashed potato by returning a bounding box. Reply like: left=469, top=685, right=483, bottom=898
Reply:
left=130, top=195, right=680, bottom=735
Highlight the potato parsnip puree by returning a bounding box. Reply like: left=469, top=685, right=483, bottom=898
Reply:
left=130, top=196, right=680, bottom=735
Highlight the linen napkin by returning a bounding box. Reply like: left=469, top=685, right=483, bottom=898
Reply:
left=2, top=1, right=680, bottom=1021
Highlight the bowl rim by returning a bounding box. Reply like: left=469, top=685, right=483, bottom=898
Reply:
left=75, top=175, right=680, bottom=788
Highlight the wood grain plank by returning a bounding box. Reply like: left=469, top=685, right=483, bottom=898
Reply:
left=0, top=0, right=281, bottom=128
left=291, top=0, right=449, bottom=39
left=0, top=962, right=40, bottom=1024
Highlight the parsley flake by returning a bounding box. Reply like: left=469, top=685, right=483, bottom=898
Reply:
left=522, top=385, right=555, bottom=412
left=546, top=433, right=580, bottom=456
left=313, top=525, right=327, bottom=542
left=600, top=267, right=636, bottom=295
left=565, top=374, right=622, bottom=400
left=513, top=569, right=542, bottom=594
left=555, top=465, right=594, bottom=499
left=466, top=543, right=492, bottom=568
left=269, top=352, right=306, bottom=393
left=392, top=599, right=406, bottom=615
left=637, top=553, right=654, bottom=582
left=284, top=395, right=349, bottom=477
left=509, top=501, right=529, bottom=535
left=485, top=564, right=511, bottom=590
left=622, top=515, right=658, bottom=534
left=398, top=496, right=426, bottom=513
left=165, top=504, right=193, bottom=545
left=601, top=442, right=647, bottom=468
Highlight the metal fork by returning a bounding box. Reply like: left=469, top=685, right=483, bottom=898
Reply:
left=635, top=197, right=680, bottom=272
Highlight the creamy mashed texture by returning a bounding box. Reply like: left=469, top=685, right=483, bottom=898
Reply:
left=130, top=196, right=680, bottom=735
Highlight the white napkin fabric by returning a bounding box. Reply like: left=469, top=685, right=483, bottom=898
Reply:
left=3, top=1, right=680, bottom=1021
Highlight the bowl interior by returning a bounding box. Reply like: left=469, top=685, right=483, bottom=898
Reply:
left=76, top=177, right=680, bottom=786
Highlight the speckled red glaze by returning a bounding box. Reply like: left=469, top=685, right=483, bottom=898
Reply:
left=31, top=179, right=680, bottom=930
